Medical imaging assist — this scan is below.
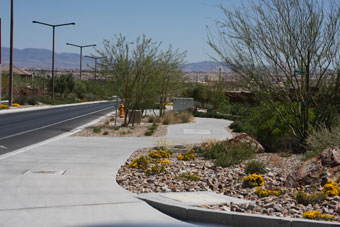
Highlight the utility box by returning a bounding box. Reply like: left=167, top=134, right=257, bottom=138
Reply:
left=173, top=97, right=194, bottom=111
left=129, top=110, right=142, bottom=124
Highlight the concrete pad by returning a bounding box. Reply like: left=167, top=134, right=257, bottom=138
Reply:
left=165, top=118, right=232, bottom=144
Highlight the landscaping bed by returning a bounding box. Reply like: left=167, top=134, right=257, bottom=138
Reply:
left=116, top=139, right=340, bottom=222
left=73, top=114, right=167, bottom=137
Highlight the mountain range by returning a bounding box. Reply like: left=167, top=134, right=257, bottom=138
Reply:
left=0, top=47, right=229, bottom=72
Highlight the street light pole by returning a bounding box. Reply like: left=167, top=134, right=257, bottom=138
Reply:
left=33, top=20, right=75, bottom=99
left=9, top=0, right=14, bottom=106
left=66, top=43, right=96, bottom=80
left=85, top=56, right=103, bottom=80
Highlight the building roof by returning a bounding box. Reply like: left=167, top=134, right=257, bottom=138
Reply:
left=0, top=65, right=33, bottom=76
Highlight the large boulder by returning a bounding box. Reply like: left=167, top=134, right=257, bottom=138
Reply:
left=228, top=133, right=265, bottom=153
left=296, top=156, right=325, bottom=186
left=320, top=147, right=340, bottom=167
left=285, top=147, right=340, bottom=187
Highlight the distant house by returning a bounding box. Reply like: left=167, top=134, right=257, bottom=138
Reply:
left=0, top=65, right=33, bottom=80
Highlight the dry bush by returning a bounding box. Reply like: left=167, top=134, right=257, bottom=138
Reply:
left=305, top=125, right=340, bottom=160
left=162, top=111, right=194, bottom=125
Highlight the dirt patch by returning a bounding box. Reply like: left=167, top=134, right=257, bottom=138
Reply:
left=73, top=114, right=167, bottom=137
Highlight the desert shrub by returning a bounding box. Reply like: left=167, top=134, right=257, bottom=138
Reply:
left=177, top=149, right=196, bottom=161
left=305, top=125, right=340, bottom=159
left=144, top=164, right=168, bottom=175
left=179, top=111, right=194, bottom=123
left=242, top=174, right=264, bottom=188
left=14, top=96, right=27, bottom=105
left=145, top=122, right=158, bottom=136
left=245, top=161, right=266, bottom=174
left=128, top=155, right=150, bottom=169
left=148, top=115, right=156, bottom=123
left=27, top=97, right=37, bottom=105
left=203, top=142, right=256, bottom=167
left=176, top=173, right=200, bottom=181
left=255, top=188, right=281, bottom=197
left=93, top=128, right=101, bottom=133
left=162, top=111, right=194, bottom=125
left=302, top=210, right=334, bottom=221
left=144, top=131, right=153, bottom=136
left=0, top=104, right=9, bottom=109
left=323, top=181, right=340, bottom=197
left=295, top=191, right=326, bottom=205
left=110, top=126, right=120, bottom=130
left=229, top=102, right=303, bottom=153
left=148, top=150, right=171, bottom=159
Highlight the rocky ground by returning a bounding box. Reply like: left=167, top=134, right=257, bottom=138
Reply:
left=73, top=114, right=167, bottom=137
left=116, top=143, right=340, bottom=222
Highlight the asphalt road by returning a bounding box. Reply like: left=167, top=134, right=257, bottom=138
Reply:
left=0, top=101, right=116, bottom=154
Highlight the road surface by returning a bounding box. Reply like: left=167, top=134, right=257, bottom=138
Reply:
left=0, top=101, right=116, bottom=154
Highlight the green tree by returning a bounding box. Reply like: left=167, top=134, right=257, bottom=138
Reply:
left=208, top=0, right=340, bottom=149
left=98, top=34, right=186, bottom=125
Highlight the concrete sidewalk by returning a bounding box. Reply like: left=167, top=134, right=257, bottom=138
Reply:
left=0, top=118, right=232, bottom=227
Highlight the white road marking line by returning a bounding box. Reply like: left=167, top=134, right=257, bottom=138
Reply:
left=0, top=106, right=114, bottom=141
left=0, top=145, right=7, bottom=149
left=0, top=110, right=116, bottom=161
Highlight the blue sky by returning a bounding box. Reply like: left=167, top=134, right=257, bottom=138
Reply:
left=0, top=0, right=242, bottom=63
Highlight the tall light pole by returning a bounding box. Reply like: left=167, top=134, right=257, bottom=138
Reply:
left=32, top=20, right=75, bottom=99
left=8, top=0, right=14, bottom=106
left=66, top=43, right=96, bottom=80
left=85, top=56, right=103, bottom=80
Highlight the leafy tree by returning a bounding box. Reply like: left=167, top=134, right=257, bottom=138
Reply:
left=208, top=0, right=340, bottom=149
left=98, top=34, right=186, bottom=125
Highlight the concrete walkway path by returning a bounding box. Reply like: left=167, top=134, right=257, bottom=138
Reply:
left=0, top=118, right=232, bottom=227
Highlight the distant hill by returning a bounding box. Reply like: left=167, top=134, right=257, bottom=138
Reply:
left=1, top=47, right=230, bottom=72
left=181, top=61, right=231, bottom=72
left=1, top=47, right=93, bottom=69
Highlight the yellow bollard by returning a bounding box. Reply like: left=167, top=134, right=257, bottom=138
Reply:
left=119, top=104, right=125, bottom=118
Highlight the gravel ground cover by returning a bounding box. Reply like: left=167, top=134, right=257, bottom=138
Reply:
left=116, top=144, right=340, bottom=222
left=73, top=114, right=167, bottom=137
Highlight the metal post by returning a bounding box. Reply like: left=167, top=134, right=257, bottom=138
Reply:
left=94, top=58, right=97, bottom=80
left=9, top=0, right=14, bottom=106
left=52, top=26, right=55, bottom=99
left=114, top=96, right=118, bottom=126
left=33, top=21, right=75, bottom=100
left=80, top=47, right=82, bottom=79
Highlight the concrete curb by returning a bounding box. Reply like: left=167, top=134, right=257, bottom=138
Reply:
left=0, top=100, right=112, bottom=115
left=137, top=196, right=340, bottom=227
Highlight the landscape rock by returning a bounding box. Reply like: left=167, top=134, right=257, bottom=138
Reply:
left=296, top=156, right=324, bottom=186
left=320, top=147, right=340, bottom=167
left=227, top=133, right=265, bottom=153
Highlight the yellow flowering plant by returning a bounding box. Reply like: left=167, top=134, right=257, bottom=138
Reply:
left=177, top=149, right=196, bottom=161
left=242, top=174, right=264, bottom=188
left=302, top=210, right=334, bottom=221
left=323, top=181, right=340, bottom=197
left=255, top=187, right=281, bottom=197
left=144, top=164, right=168, bottom=175
left=12, top=103, right=21, bottom=107
left=148, top=150, right=171, bottom=159
left=0, top=104, right=9, bottom=109
left=128, top=155, right=150, bottom=170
